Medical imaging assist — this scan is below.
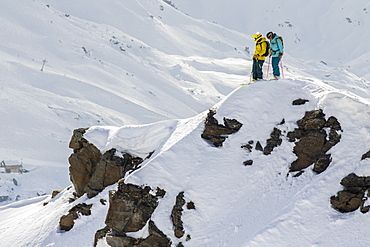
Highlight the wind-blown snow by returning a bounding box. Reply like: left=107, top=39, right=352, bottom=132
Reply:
left=1, top=0, right=370, bottom=247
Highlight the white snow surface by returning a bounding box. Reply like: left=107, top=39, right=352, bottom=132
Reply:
left=1, top=0, right=370, bottom=246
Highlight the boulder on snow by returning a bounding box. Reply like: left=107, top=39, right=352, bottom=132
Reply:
left=201, top=109, right=243, bottom=147
left=361, top=150, right=370, bottom=160
left=59, top=203, right=92, bottom=231
left=263, top=127, right=282, bottom=155
left=96, top=181, right=171, bottom=246
left=105, top=182, right=158, bottom=234
left=104, top=220, right=171, bottom=247
left=288, top=110, right=342, bottom=173
left=171, top=192, right=186, bottom=238
left=331, top=173, right=370, bottom=213
left=292, top=98, right=309, bottom=105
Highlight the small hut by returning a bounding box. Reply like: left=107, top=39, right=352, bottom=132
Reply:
left=0, top=160, right=23, bottom=173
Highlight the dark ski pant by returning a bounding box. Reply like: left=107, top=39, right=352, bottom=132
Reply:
left=272, top=57, right=281, bottom=77
left=252, top=59, right=264, bottom=80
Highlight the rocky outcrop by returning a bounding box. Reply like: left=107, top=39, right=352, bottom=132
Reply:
left=68, top=128, right=101, bottom=197
left=105, top=182, right=158, bottom=234
left=287, top=109, right=342, bottom=174
left=59, top=203, right=92, bottom=231
left=85, top=149, right=143, bottom=198
left=201, top=109, right=243, bottom=147
left=68, top=128, right=145, bottom=198
left=331, top=173, right=370, bottom=213
left=171, top=192, right=186, bottom=238
left=105, top=220, right=171, bottom=247
left=95, top=181, right=171, bottom=246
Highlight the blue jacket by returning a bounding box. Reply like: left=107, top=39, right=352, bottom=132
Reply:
left=270, top=35, right=284, bottom=57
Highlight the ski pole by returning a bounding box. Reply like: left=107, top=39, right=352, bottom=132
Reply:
left=280, top=57, right=284, bottom=79
left=266, top=56, right=271, bottom=80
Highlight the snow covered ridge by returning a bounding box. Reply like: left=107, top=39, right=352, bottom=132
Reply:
left=41, top=79, right=370, bottom=246
left=3, top=79, right=370, bottom=246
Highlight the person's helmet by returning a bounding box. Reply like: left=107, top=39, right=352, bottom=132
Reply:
left=252, top=33, right=262, bottom=40
left=266, top=31, right=274, bottom=39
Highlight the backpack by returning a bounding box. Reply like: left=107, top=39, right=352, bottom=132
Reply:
left=277, top=36, right=284, bottom=47
left=261, top=41, right=270, bottom=56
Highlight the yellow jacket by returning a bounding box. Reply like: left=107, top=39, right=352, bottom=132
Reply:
left=253, top=37, right=268, bottom=61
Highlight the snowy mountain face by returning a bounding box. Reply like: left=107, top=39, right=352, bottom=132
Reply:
left=0, top=0, right=247, bottom=203
left=1, top=0, right=370, bottom=247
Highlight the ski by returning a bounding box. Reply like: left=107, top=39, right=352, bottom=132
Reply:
left=240, top=78, right=279, bottom=86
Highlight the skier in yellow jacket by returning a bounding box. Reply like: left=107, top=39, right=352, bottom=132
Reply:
left=251, top=33, right=268, bottom=81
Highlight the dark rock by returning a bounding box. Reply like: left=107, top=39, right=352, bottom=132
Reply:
left=201, top=109, right=242, bottom=147
left=156, top=187, right=166, bottom=198
left=171, top=192, right=186, bottom=238
left=287, top=128, right=303, bottom=142
left=69, top=128, right=89, bottom=150
left=105, top=233, right=137, bottom=247
left=68, top=128, right=145, bottom=198
left=340, top=173, right=370, bottom=188
left=100, top=182, right=171, bottom=246
left=361, top=202, right=370, bottom=214
left=68, top=128, right=101, bottom=197
left=313, top=154, right=332, bottom=174
left=140, top=220, right=171, bottom=247
left=59, top=203, right=92, bottom=231
left=51, top=190, right=62, bottom=198
left=85, top=149, right=143, bottom=198
left=241, top=144, right=253, bottom=151
left=105, top=182, right=158, bottom=234
left=94, top=226, right=110, bottom=247
left=224, top=117, right=243, bottom=132
left=255, top=141, right=263, bottom=151
left=290, top=130, right=327, bottom=172
left=331, top=173, right=370, bottom=213
left=243, top=160, right=253, bottom=166
left=331, top=189, right=365, bottom=213
left=292, top=98, right=309, bottom=105
left=104, top=220, right=171, bottom=247
left=263, top=128, right=282, bottom=155
left=289, top=110, right=341, bottom=173
left=361, top=150, right=370, bottom=160
left=12, top=178, right=18, bottom=186
left=325, top=116, right=342, bottom=131
left=293, top=171, right=304, bottom=177
left=187, top=201, right=196, bottom=210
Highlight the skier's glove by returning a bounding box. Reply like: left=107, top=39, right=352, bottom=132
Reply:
left=278, top=53, right=284, bottom=58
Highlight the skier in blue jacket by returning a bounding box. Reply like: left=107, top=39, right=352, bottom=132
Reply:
left=266, top=32, right=284, bottom=79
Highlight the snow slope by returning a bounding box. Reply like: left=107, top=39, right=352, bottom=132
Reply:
left=1, top=0, right=370, bottom=246
left=2, top=77, right=370, bottom=247
left=0, top=0, right=247, bottom=203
